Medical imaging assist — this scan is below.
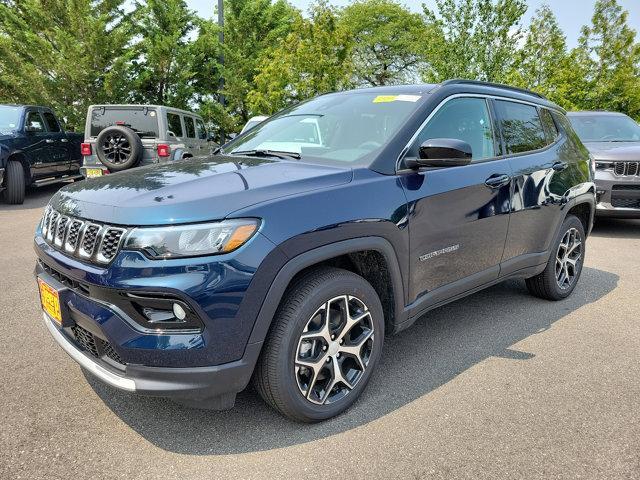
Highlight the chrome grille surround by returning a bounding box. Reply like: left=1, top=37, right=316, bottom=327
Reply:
left=40, top=206, right=128, bottom=265
left=613, top=161, right=640, bottom=177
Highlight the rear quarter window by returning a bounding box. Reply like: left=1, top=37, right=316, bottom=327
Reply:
left=495, top=100, right=547, bottom=154
left=90, top=107, right=159, bottom=138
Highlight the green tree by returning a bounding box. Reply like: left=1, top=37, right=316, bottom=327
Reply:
left=340, top=0, right=428, bottom=86
left=0, top=0, right=131, bottom=129
left=509, top=4, right=569, bottom=102
left=126, top=0, right=198, bottom=107
left=247, top=1, right=352, bottom=114
left=422, top=0, right=527, bottom=83
left=208, top=0, right=298, bottom=131
left=572, top=0, right=640, bottom=118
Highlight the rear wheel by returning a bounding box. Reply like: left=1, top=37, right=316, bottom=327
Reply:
left=254, top=267, right=384, bottom=422
left=2, top=160, right=25, bottom=204
left=526, top=215, right=585, bottom=300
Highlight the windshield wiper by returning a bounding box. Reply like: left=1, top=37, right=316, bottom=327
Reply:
left=230, top=149, right=301, bottom=160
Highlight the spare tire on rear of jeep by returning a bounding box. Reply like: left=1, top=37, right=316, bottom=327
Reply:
left=95, top=125, right=144, bottom=172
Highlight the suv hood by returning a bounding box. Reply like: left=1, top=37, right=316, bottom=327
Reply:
left=583, top=141, right=640, bottom=161
left=51, top=156, right=352, bottom=225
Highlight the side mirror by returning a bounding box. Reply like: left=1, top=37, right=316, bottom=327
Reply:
left=207, top=134, right=217, bottom=142
left=24, top=125, right=37, bottom=133
left=407, top=138, right=473, bottom=169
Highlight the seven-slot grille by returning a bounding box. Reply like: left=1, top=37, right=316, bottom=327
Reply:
left=41, top=206, right=127, bottom=264
left=614, top=161, right=640, bottom=176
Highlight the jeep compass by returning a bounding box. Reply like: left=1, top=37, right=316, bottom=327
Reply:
left=35, top=80, right=595, bottom=422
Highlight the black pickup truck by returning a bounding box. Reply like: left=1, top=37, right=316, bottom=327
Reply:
left=0, top=105, right=83, bottom=204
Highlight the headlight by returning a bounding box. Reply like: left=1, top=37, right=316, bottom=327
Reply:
left=124, top=219, right=259, bottom=259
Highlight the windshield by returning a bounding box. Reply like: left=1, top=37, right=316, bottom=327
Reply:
left=225, top=92, right=424, bottom=166
left=0, top=106, right=22, bottom=133
left=568, top=114, right=640, bottom=142
left=90, top=106, right=159, bottom=138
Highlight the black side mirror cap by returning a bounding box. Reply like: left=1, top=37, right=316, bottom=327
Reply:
left=406, top=138, right=473, bottom=169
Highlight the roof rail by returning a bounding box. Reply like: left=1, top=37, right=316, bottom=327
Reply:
left=441, top=79, right=547, bottom=100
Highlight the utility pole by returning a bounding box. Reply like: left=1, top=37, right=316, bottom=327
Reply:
left=217, top=0, right=226, bottom=144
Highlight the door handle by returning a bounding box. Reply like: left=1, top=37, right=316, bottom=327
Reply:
left=45, top=138, right=55, bottom=143
left=60, top=138, right=69, bottom=143
left=552, top=161, right=567, bottom=171
left=484, top=174, right=510, bottom=189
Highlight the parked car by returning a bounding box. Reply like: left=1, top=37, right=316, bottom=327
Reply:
left=80, top=105, right=216, bottom=178
left=239, top=115, right=268, bottom=134
left=567, top=111, right=640, bottom=217
left=35, top=80, right=595, bottom=422
left=0, top=105, right=82, bottom=204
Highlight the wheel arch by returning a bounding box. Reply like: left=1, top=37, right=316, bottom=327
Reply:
left=247, top=237, right=407, bottom=347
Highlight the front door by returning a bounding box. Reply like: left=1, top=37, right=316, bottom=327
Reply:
left=22, top=110, right=53, bottom=178
left=399, top=96, right=512, bottom=309
left=41, top=110, right=70, bottom=174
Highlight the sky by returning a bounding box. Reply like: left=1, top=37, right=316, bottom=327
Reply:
left=187, top=0, right=640, bottom=48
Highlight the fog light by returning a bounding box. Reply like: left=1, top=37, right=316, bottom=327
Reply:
left=173, top=303, right=186, bottom=320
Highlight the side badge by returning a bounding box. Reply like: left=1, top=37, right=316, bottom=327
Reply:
left=419, top=244, right=460, bottom=262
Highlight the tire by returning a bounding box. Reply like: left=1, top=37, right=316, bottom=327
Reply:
left=526, top=215, right=586, bottom=300
left=2, top=160, right=25, bottom=204
left=95, top=125, right=143, bottom=171
left=254, top=267, right=384, bottom=422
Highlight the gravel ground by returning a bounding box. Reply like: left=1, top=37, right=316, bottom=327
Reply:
left=1, top=185, right=638, bottom=480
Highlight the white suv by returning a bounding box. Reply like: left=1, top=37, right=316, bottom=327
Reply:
left=80, top=105, right=216, bottom=178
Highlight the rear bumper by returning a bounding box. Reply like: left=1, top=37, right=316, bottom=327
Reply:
left=43, top=312, right=262, bottom=405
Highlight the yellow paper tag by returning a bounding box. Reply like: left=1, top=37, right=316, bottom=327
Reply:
left=373, top=95, right=398, bottom=103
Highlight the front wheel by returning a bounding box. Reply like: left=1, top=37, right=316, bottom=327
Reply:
left=526, top=215, right=585, bottom=300
left=254, top=267, right=384, bottom=422
left=3, top=160, right=25, bottom=204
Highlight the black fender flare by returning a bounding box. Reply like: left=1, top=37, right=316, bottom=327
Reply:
left=246, top=236, right=406, bottom=347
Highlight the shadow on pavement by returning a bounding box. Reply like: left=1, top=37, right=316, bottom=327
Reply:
left=88, top=266, right=618, bottom=455
left=590, top=217, right=640, bottom=239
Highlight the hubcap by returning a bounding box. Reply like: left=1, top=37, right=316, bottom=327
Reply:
left=295, top=295, right=375, bottom=405
left=102, top=134, right=132, bottom=164
left=555, top=227, right=582, bottom=290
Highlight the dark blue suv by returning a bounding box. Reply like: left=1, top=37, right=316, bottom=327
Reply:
left=35, top=81, right=595, bottom=422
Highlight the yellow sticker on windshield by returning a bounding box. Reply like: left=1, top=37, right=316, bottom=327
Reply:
left=373, top=94, right=422, bottom=103
left=373, top=95, right=398, bottom=103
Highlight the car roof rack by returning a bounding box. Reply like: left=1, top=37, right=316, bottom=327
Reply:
left=441, top=79, right=547, bottom=100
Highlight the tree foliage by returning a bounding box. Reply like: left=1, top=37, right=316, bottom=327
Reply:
left=422, top=0, right=527, bottom=83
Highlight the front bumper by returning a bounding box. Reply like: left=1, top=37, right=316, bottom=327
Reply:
left=43, top=310, right=261, bottom=405
left=594, top=169, right=640, bottom=218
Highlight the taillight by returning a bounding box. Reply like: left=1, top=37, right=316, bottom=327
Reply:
left=157, top=144, right=171, bottom=157
left=81, top=143, right=92, bottom=156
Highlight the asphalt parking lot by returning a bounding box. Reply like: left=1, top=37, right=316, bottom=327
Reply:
left=1, top=186, right=639, bottom=480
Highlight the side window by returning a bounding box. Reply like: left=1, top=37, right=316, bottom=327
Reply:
left=185, top=117, right=196, bottom=138
left=25, top=111, right=45, bottom=132
left=196, top=118, right=207, bottom=140
left=167, top=113, right=183, bottom=137
left=411, top=97, right=495, bottom=161
left=495, top=100, right=547, bottom=154
left=42, top=112, right=61, bottom=133
left=539, top=108, right=559, bottom=145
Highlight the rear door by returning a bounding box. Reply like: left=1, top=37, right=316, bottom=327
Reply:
left=400, top=96, right=512, bottom=308
left=494, top=100, right=567, bottom=275
left=41, top=110, right=70, bottom=174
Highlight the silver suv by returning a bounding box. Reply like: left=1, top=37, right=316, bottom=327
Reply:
left=80, top=105, right=216, bottom=178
